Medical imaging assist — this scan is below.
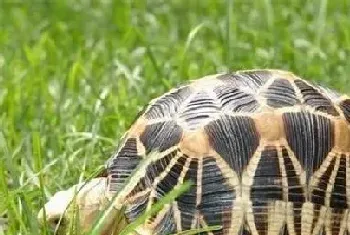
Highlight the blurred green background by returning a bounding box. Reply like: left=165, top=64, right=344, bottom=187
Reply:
left=1, top=0, right=350, bottom=234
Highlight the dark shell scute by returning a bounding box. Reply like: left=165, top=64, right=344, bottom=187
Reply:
left=282, top=111, right=334, bottom=181
left=330, top=156, right=347, bottom=208
left=281, top=147, right=305, bottom=203
left=125, top=150, right=179, bottom=226
left=199, top=157, right=235, bottom=234
left=155, top=156, right=186, bottom=196
left=205, top=115, right=260, bottom=176
left=140, top=121, right=183, bottom=154
left=250, top=146, right=283, bottom=202
left=213, top=85, right=259, bottom=113
left=249, top=146, right=284, bottom=235
left=217, top=70, right=270, bottom=93
left=339, top=99, right=350, bottom=123
left=127, top=150, right=178, bottom=198
left=107, top=138, right=142, bottom=192
left=311, top=157, right=336, bottom=206
left=177, top=158, right=198, bottom=231
left=144, top=86, right=192, bottom=119
left=178, top=91, right=220, bottom=129
left=263, top=78, right=298, bottom=108
left=294, top=79, right=339, bottom=116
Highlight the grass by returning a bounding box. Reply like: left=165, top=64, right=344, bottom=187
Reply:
left=1, top=0, right=350, bottom=234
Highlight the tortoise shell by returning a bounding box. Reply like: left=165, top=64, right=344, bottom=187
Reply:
left=105, top=69, right=350, bottom=235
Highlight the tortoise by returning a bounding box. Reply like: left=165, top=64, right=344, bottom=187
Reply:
left=38, top=69, right=350, bottom=235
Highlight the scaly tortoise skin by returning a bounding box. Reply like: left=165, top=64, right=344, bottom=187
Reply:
left=38, top=69, right=350, bottom=235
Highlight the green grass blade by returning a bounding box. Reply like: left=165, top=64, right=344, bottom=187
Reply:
left=119, top=181, right=192, bottom=235
left=32, top=132, right=49, bottom=235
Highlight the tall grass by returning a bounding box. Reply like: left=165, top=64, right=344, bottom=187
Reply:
left=1, top=0, right=350, bottom=234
